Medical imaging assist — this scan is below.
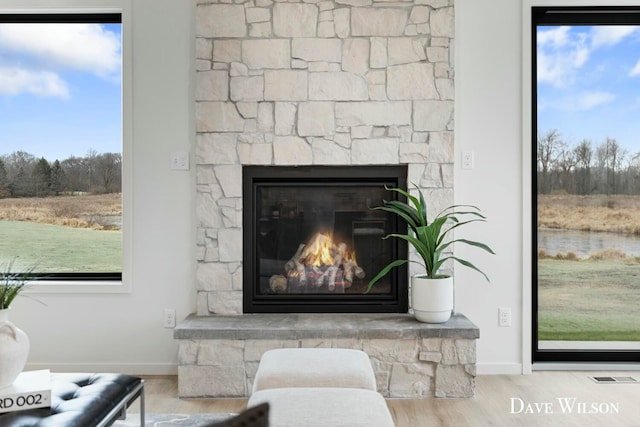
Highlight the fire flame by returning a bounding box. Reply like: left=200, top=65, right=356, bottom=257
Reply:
left=299, top=233, right=356, bottom=267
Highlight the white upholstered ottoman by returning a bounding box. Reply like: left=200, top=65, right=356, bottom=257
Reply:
left=252, top=348, right=377, bottom=393
left=248, top=387, right=395, bottom=427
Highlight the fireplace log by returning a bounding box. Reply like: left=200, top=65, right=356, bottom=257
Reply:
left=281, top=235, right=364, bottom=293
left=327, top=253, right=343, bottom=291
left=343, top=261, right=355, bottom=288
left=327, top=265, right=341, bottom=292
left=333, top=254, right=343, bottom=267
left=284, top=244, right=305, bottom=275
left=312, top=268, right=325, bottom=288
left=342, top=261, right=365, bottom=288
left=269, top=274, right=288, bottom=293
left=295, top=261, right=308, bottom=287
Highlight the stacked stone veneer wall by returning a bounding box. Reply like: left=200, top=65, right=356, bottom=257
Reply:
left=179, top=336, right=475, bottom=398
left=194, top=0, right=455, bottom=315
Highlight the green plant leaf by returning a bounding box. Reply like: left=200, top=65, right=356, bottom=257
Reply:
left=379, top=200, right=421, bottom=228
left=438, top=255, right=491, bottom=282
left=395, top=232, right=433, bottom=268
left=365, top=259, right=408, bottom=293
left=435, top=204, right=485, bottom=219
left=416, top=187, right=428, bottom=226
left=0, top=259, right=38, bottom=309
left=368, top=187, right=494, bottom=282
left=454, top=238, right=496, bottom=254
left=439, top=238, right=495, bottom=255
left=384, top=185, right=421, bottom=213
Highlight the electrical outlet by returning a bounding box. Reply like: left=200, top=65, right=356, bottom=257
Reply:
left=163, top=309, right=176, bottom=328
left=462, top=151, right=474, bottom=170
left=499, top=307, right=511, bottom=327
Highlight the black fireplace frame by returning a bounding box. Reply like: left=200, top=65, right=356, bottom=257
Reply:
left=242, top=165, right=408, bottom=313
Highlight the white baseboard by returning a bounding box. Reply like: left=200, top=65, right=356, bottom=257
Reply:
left=533, top=363, right=640, bottom=371
left=25, top=362, right=178, bottom=376
left=478, top=362, right=640, bottom=374
left=477, top=362, right=524, bottom=375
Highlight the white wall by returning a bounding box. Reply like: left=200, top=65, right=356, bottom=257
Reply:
left=8, top=0, right=527, bottom=374
left=7, top=0, right=195, bottom=374
left=455, top=0, right=525, bottom=374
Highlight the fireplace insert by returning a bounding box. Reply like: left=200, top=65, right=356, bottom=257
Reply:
left=243, top=165, right=408, bottom=313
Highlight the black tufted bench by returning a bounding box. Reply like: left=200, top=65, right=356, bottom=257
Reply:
left=0, top=373, right=144, bottom=427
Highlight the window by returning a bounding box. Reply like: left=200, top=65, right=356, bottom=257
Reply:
left=0, top=13, right=124, bottom=282
left=532, top=6, right=640, bottom=363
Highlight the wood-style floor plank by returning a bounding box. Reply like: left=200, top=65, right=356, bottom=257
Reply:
left=129, top=372, right=640, bottom=426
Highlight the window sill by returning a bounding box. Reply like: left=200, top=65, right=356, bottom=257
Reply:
left=25, top=280, right=131, bottom=294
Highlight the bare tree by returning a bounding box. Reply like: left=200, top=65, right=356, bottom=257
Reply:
left=596, top=138, right=626, bottom=195
left=95, top=152, right=122, bottom=193
left=628, top=152, right=640, bottom=194
left=555, top=141, right=577, bottom=193
left=61, top=156, right=90, bottom=193
left=537, top=129, right=562, bottom=193
left=86, top=148, right=98, bottom=192
left=1, top=149, right=122, bottom=196
left=535, top=131, right=639, bottom=196
left=574, top=140, right=592, bottom=194
left=0, top=159, right=9, bottom=198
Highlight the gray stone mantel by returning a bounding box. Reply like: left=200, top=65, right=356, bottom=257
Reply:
left=174, top=312, right=479, bottom=341
left=175, top=313, right=479, bottom=399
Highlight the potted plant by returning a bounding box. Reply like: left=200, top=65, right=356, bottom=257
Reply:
left=366, top=185, right=494, bottom=323
left=0, top=259, right=36, bottom=387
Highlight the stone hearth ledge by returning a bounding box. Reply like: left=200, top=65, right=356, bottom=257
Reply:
left=175, top=313, right=479, bottom=399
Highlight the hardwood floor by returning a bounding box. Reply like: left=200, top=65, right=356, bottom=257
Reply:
left=130, top=372, right=640, bottom=426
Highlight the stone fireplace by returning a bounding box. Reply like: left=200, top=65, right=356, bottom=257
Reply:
left=195, top=0, right=455, bottom=316
left=180, top=0, right=476, bottom=400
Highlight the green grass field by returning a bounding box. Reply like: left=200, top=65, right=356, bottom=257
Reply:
left=538, top=258, right=640, bottom=341
left=0, top=220, right=121, bottom=273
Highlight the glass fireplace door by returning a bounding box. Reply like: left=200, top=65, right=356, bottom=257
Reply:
left=243, top=165, right=408, bottom=313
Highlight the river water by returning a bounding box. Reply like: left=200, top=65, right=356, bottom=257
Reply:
left=538, top=228, right=640, bottom=258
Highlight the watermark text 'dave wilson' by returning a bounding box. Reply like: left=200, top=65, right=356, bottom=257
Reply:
left=510, top=397, right=620, bottom=415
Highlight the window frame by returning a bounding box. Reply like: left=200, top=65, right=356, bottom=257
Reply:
left=527, top=3, right=640, bottom=365
left=0, top=2, right=132, bottom=293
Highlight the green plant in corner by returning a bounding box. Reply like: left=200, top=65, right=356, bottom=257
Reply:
left=0, top=259, right=38, bottom=310
left=366, top=185, right=495, bottom=293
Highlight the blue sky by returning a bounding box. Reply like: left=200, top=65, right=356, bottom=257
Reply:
left=537, top=25, right=640, bottom=154
left=0, top=22, right=121, bottom=162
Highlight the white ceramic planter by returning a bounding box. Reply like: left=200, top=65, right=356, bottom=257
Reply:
left=0, top=308, right=30, bottom=388
left=411, top=275, right=453, bottom=323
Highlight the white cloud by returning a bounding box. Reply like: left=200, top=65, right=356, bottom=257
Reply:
left=537, top=27, right=589, bottom=87
left=0, top=23, right=120, bottom=78
left=590, top=26, right=638, bottom=48
left=0, top=66, right=69, bottom=98
left=537, top=26, right=572, bottom=49
left=549, top=91, right=615, bottom=111
left=576, top=91, right=615, bottom=110
left=630, top=59, right=640, bottom=77
left=537, top=25, right=640, bottom=88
